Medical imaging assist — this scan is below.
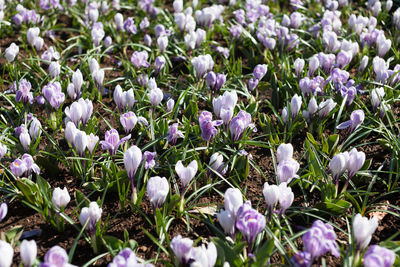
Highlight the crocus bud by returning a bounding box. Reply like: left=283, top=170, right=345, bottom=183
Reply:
left=148, top=87, right=163, bottom=106
left=114, top=13, right=124, bottom=31
left=154, top=56, right=166, bottom=76
left=146, top=176, right=169, bottom=209
left=173, top=0, right=183, bottom=12
left=278, top=182, right=294, bottom=214
left=217, top=210, right=235, bottom=237
left=347, top=148, right=365, bottom=178
left=276, top=143, right=293, bottom=163
left=353, top=214, right=378, bottom=249
left=67, top=84, right=76, bottom=100
left=92, top=69, right=105, bottom=89
left=52, top=187, right=70, bottom=209
left=144, top=34, right=152, bottom=46
left=359, top=56, right=369, bottom=72
left=175, top=160, right=198, bottom=191
left=5, top=43, right=19, bottom=62
left=29, top=118, right=41, bottom=141
left=282, top=107, right=288, bottom=124
left=364, top=245, right=395, bottom=267
left=308, top=97, right=318, bottom=115
left=69, top=101, right=83, bottom=127
left=0, top=203, right=8, bottom=222
left=371, top=87, right=385, bottom=112
left=171, top=235, right=193, bottom=265
left=386, top=0, right=393, bottom=11
left=27, top=28, right=40, bottom=46
left=308, top=56, right=319, bottom=77
left=74, top=131, right=88, bottom=157
left=157, top=36, right=168, bottom=54
left=124, top=145, right=142, bottom=181
left=166, top=98, right=175, bottom=113
left=0, top=241, right=13, bottom=267
left=263, top=182, right=279, bottom=211
left=294, top=58, right=305, bottom=76
left=224, top=188, right=243, bottom=217
left=79, top=202, right=102, bottom=234
left=120, top=111, right=137, bottom=133
left=20, top=240, right=37, bottom=267
left=290, top=94, right=302, bottom=119
left=377, top=35, right=391, bottom=58
left=65, top=121, right=78, bottom=146
left=0, top=144, right=7, bottom=159
left=20, top=130, right=31, bottom=151
left=253, top=64, right=267, bottom=80
left=329, top=152, right=349, bottom=181
left=318, top=99, right=336, bottom=117
left=49, top=61, right=60, bottom=78
left=72, top=69, right=83, bottom=98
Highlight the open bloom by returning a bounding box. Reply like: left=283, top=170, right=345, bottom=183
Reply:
left=208, top=152, right=227, bottom=175
left=353, top=214, right=378, bottom=249
left=100, top=129, right=131, bottom=155
left=192, top=54, right=214, bottom=79
left=190, top=242, right=217, bottom=267
left=175, top=160, right=198, bottom=190
left=120, top=112, right=138, bottom=133
left=212, top=91, right=237, bottom=125
left=108, top=248, right=155, bottom=267
left=337, top=110, right=364, bottom=133
left=143, top=151, right=156, bottom=170
left=15, top=79, right=34, bottom=104
left=147, top=176, right=169, bottom=209
left=42, top=82, right=65, bottom=109
left=131, top=51, right=149, bottom=69
left=199, top=111, right=223, bottom=141
left=167, top=123, right=184, bottom=145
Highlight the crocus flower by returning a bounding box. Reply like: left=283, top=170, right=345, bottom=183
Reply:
left=157, top=36, right=168, bottom=54
left=190, top=242, right=217, bottom=267
left=294, top=58, right=305, bottom=76
left=91, top=22, right=105, bottom=46
left=42, top=82, right=65, bottom=109
left=154, top=56, right=166, bottom=76
left=199, top=111, right=223, bottom=141
left=42, top=47, right=60, bottom=63
left=49, top=61, right=60, bottom=78
left=170, top=235, right=193, bottom=265
left=347, top=148, right=365, bottom=178
left=120, top=112, right=138, bottom=133
left=371, top=87, right=385, bottom=112
left=148, top=87, right=163, bottom=107
left=79, top=202, right=102, bottom=234
left=318, top=99, right=337, bottom=118
left=277, top=158, right=300, bottom=183
left=302, top=220, right=340, bottom=259
left=217, top=209, right=235, bottom=237
left=0, top=144, right=7, bottom=159
left=100, top=129, right=131, bottom=155
left=278, top=182, right=294, bottom=214
left=40, top=246, right=70, bottom=267
left=212, top=91, right=237, bottom=125
left=10, top=159, right=27, bottom=177
left=65, top=122, right=78, bottom=147
left=175, top=160, right=198, bottom=191
left=114, top=86, right=135, bottom=112
left=167, top=99, right=175, bottom=112
left=66, top=101, right=82, bottom=127
left=353, top=214, right=378, bottom=249
left=329, top=152, right=349, bottom=182
left=87, top=133, right=99, bottom=154
left=236, top=203, right=266, bottom=247
left=52, top=187, right=71, bottom=210
left=71, top=69, right=83, bottom=100
left=167, top=123, right=184, bottom=145
left=282, top=107, right=289, bottom=124
left=114, top=13, right=124, bottom=31
left=108, top=248, right=155, bottom=267
left=337, top=110, right=364, bottom=133
left=19, top=128, right=31, bottom=151
left=277, top=143, right=294, bottom=163
left=131, top=51, right=149, bottom=69
left=308, top=56, right=319, bottom=77
left=192, top=54, right=214, bottom=79
left=291, top=251, right=312, bottom=267
left=124, top=17, right=137, bottom=34
left=124, top=145, right=142, bottom=182
left=208, top=152, right=227, bottom=175
left=15, top=79, right=34, bottom=104
left=377, top=34, right=391, bottom=58
left=5, top=43, right=19, bottom=62
left=206, top=72, right=226, bottom=93
left=92, top=68, right=105, bottom=89
left=359, top=56, right=369, bottom=72
left=143, top=151, right=156, bottom=169
left=146, top=176, right=169, bottom=209
left=0, top=241, right=13, bottom=267
left=29, top=118, right=41, bottom=142
left=263, top=182, right=279, bottom=213
left=74, top=131, right=88, bottom=157
left=0, top=203, right=8, bottom=222
left=20, top=240, right=37, bottom=267
left=364, top=245, right=395, bottom=267
left=229, top=110, right=254, bottom=141
left=224, top=188, right=243, bottom=217
left=253, top=64, right=268, bottom=80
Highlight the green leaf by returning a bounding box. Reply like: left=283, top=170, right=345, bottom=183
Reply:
left=103, top=235, right=124, bottom=251
left=314, top=199, right=352, bottom=215
left=253, top=239, right=274, bottom=266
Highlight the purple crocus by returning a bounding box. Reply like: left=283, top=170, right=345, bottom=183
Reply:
left=15, top=79, right=34, bottom=104
left=154, top=56, right=166, bottom=76
left=39, top=246, right=70, bottom=267
left=199, top=111, right=223, bottom=141
left=364, top=245, right=395, bottom=267
left=253, top=64, right=268, bottom=80
left=100, top=129, right=131, bottom=155
left=167, top=123, right=184, bottom=145
left=206, top=72, right=226, bottom=93
left=337, top=110, right=364, bottom=133
left=42, top=82, right=65, bottom=109
left=236, top=201, right=266, bottom=248
left=170, top=235, right=193, bottom=265
left=130, top=51, right=149, bottom=69
left=229, top=110, right=255, bottom=142
left=291, top=251, right=312, bottom=267
left=123, top=17, right=137, bottom=34
left=143, top=151, right=156, bottom=169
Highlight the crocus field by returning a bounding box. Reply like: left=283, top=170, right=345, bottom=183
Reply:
left=1, top=0, right=400, bottom=266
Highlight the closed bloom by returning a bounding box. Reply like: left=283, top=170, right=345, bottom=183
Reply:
left=147, top=176, right=169, bottom=209
left=143, top=151, right=156, bottom=170
left=318, top=99, right=337, bottom=118
left=217, top=210, right=235, bottom=237
left=120, top=112, right=138, bottom=133
left=42, top=82, right=65, bottom=109
left=65, top=121, right=78, bottom=147
left=20, top=240, right=37, bottom=267
left=277, top=143, right=294, bottom=163
left=49, top=61, right=60, bottom=78
left=167, top=123, right=184, bottom=145
left=131, top=51, right=149, bottom=69
left=277, top=158, right=300, bottom=183
left=213, top=91, right=237, bottom=124
left=171, top=235, right=193, bottom=265
left=0, top=144, right=7, bottom=159
left=282, top=107, right=289, bottom=124
left=359, top=56, right=369, bottom=72
left=108, top=248, right=155, bottom=267
left=353, top=214, right=378, bottom=249
left=377, top=34, right=391, bottom=58
left=154, top=56, right=166, bottom=76
left=364, top=245, right=395, bottom=267
left=0, top=203, right=8, bottom=222
left=124, top=145, right=142, bottom=180
left=224, top=188, right=243, bottom=217
left=291, top=94, right=302, bottom=119
left=347, top=148, right=365, bottom=178
left=207, top=72, right=226, bottom=93
left=371, top=87, right=385, bottom=112
left=74, top=131, right=88, bottom=157
left=79, top=202, right=102, bottom=234
left=87, top=133, right=99, bottom=154
left=41, top=246, right=69, bottom=267
left=0, top=241, right=13, bottom=267
left=236, top=205, right=266, bottom=246
left=229, top=110, right=254, bottom=141
left=52, top=187, right=70, bottom=210
left=72, top=69, right=83, bottom=99
left=253, top=64, right=268, bottom=80
left=157, top=36, right=168, bottom=54
left=114, top=13, right=124, bottom=31
left=308, top=56, right=319, bottom=77
left=209, top=152, right=226, bottom=175
left=175, top=160, right=198, bottom=190
left=192, top=54, right=214, bottom=79
left=5, top=43, right=19, bottom=62
left=68, top=101, right=83, bottom=127
left=15, top=79, right=34, bottom=104
left=278, top=182, right=294, bottom=214
left=167, top=99, right=175, bottom=112
left=27, top=119, right=40, bottom=140
left=294, top=58, right=305, bottom=76
left=329, top=152, right=349, bottom=181
left=148, top=87, right=163, bottom=106
left=190, top=242, right=217, bottom=267
left=100, top=129, right=131, bottom=155
left=263, top=182, right=279, bottom=212
left=291, top=251, right=312, bottom=267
